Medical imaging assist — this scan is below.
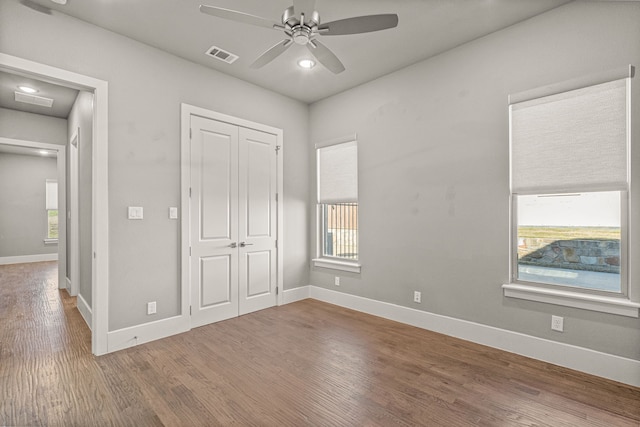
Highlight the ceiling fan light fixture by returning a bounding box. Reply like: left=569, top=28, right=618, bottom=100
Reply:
left=298, top=59, right=315, bottom=69
left=292, top=26, right=312, bottom=45
left=200, top=2, right=398, bottom=74
left=18, top=85, right=38, bottom=94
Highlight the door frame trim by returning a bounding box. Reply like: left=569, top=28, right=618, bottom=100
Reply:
left=180, top=104, right=285, bottom=325
left=0, top=53, right=110, bottom=356
left=68, top=129, right=80, bottom=297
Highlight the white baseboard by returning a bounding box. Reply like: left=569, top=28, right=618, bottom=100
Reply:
left=283, top=285, right=310, bottom=304
left=0, top=253, right=58, bottom=265
left=308, top=286, right=640, bottom=388
left=107, top=315, right=190, bottom=353
left=77, top=293, right=92, bottom=330
left=66, top=277, right=72, bottom=292
left=107, top=287, right=308, bottom=354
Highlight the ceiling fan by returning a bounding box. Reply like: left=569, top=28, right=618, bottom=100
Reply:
left=199, top=0, right=399, bottom=74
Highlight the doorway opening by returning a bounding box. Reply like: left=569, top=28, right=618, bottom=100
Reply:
left=0, top=53, right=109, bottom=355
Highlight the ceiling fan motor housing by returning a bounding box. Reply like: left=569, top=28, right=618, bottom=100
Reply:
left=282, top=6, right=319, bottom=45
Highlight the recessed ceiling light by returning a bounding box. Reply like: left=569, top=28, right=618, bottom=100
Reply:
left=298, top=59, right=315, bottom=69
left=51, top=0, right=67, bottom=4
left=18, top=86, right=38, bottom=94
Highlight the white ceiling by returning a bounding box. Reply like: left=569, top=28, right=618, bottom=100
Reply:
left=0, top=70, right=79, bottom=118
left=20, top=0, right=571, bottom=104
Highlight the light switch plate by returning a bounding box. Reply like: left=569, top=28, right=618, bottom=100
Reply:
left=169, top=207, right=178, bottom=219
left=128, top=206, right=143, bottom=220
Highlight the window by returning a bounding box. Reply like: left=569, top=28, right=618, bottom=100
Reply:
left=515, top=191, right=622, bottom=293
left=504, top=68, right=640, bottom=317
left=314, top=137, right=360, bottom=272
left=45, top=179, right=58, bottom=241
left=321, top=203, right=358, bottom=260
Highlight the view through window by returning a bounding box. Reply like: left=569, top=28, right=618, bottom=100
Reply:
left=516, top=191, right=621, bottom=293
left=322, top=203, right=358, bottom=260
left=45, top=180, right=58, bottom=240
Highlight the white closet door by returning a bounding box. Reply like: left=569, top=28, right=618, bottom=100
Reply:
left=190, top=116, right=239, bottom=327
left=189, top=116, right=277, bottom=328
left=238, top=127, right=277, bottom=315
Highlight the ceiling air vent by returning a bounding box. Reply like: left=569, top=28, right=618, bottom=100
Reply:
left=205, top=46, right=239, bottom=64
left=15, top=91, right=54, bottom=108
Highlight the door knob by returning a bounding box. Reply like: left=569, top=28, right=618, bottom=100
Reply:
left=240, top=242, right=253, bottom=247
left=229, top=242, right=237, bottom=248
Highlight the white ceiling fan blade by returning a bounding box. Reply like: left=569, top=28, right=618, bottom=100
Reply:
left=199, top=5, right=280, bottom=30
left=318, top=14, right=399, bottom=35
left=293, top=0, right=316, bottom=20
left=251, top=40, right=293, bottom=69
left=307, top=40, right=345, bottom=74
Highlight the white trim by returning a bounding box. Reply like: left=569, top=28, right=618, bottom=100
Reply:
left=308, top=286, right=640, bottom=388
left=502, top=283, right=640, bottom=318
left=0, top=253, right=57, bottom=265
left=66, top=277, right=72, bottom=293
left=0, top=53, right=110, bottom=356
left=56, top=143, right=67, bottom=291
left=107, top=315, right=190, bottom=353
left=312, top=258, right=361, bottom=273
left=68, top=130, right=80, bottom=298
left=276, top=130, right=284, bottom=307
left=180, top=105, right=191, bottom=324
left=283, top=286, right=310, bottom=304
left=509, top=64, right=634, bottom=104
left=314, top=133, right=357, bottom=149
left=77, top=293, right=92, bottom=330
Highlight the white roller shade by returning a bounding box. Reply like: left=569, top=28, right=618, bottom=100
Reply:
left=510, top=78, right=628, bottom=193
left=46, top=180, right=58, bottom=210
left=317, top=140, right=358, bottom=204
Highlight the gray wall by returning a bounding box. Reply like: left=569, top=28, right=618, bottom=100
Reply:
left=0, top=153, right=58, bottom=257
left=0, top=108, right=67, bottom=145
left=0, top=0, right=310, bottom=331
left=68, top=91, right=93, bottom=306
left=309, top=1, right=640, bottom=360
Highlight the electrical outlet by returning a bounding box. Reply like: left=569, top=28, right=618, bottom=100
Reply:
left=551, top=315, right=563, bottom=332
left=334, top=276, right=340, bottom=286
left=147, top=301, right=157, bottom=315
left=413, top=291, right=421, bottom=303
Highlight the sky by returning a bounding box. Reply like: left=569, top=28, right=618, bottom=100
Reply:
left=518, top=191, right=621, bottom=227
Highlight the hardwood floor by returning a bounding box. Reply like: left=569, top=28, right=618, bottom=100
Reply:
left=1, top=261, right=639, bottom=426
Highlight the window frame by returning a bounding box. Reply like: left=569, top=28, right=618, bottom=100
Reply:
left=312, top=135, right=361, bottom=273
left=503, top=67, right=640, bottom=317
left=313, top=203, right=361, bottom=273
left=319, top=202, right=359, bottom=259
left=509, top=190, right=629, bottom=298
left=45, top=179, right=58, bottom=243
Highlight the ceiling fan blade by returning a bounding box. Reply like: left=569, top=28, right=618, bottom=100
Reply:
left=251, top=40, right=293, bottom=69
left=293, top=0, right=316, bottom=19
left=199, top=5, right=280, bottom=30
left=307, top=40, right=345, bottom=74
left=318, top=14, right=399, bottom=35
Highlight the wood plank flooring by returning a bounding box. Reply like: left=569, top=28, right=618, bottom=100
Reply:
left=1, top=261, right=639, bottom=426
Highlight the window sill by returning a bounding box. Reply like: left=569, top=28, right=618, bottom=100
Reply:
left=44, top=238, right=58, bottom=245
left=502, top=283, right=640, bottom=318
left=312, top=258, right=361, bottom=273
